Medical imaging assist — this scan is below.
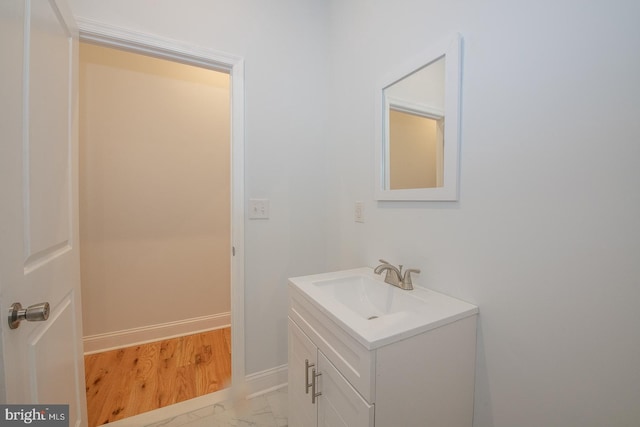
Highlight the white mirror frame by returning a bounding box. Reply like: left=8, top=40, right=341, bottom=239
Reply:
left=375, top=34, right=462, bottom=201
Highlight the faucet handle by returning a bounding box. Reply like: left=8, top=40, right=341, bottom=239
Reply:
left=402, top=268, right=421, bottom=286
left=378, top=259, right=391, bottom=265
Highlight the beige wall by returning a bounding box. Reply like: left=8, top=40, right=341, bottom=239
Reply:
left=79, top=43, right=230, bottom=337
left=389, top=110, right=439, bottom=189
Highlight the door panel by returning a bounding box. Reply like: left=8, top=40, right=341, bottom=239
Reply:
left=0, top=0, right=87, bottom=426
left=25, top=0, right=72, bottom=263
left=317, top=351, right=374, bottom=427
left=28, top=295, right=79, bottom=403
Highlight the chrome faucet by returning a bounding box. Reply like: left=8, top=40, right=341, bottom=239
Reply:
left=373, top=259, right=421, bottom=290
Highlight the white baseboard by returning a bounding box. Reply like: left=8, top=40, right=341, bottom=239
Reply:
left=83, top=312, right=231, bottom=355
left=244, top=364, right=288, bottom=398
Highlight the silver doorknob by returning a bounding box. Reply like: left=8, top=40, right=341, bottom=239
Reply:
left=8, top=302, right=50, bottom=329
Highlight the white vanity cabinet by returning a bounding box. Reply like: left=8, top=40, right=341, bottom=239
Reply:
left=288, top=270, right=478, bottom=427
left=289, top=320, right=374, bottom=427
left=288, top=319, right=319, bottom=427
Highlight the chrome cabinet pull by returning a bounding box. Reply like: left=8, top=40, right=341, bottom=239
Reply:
left=8, top=302, right=50, bottom=329
left=311, top=368, right=322, bottom=404
left=305, top=359, right=315, bottom=394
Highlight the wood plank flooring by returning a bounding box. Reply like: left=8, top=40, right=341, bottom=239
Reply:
left=84, top=328, right=231, bottom=427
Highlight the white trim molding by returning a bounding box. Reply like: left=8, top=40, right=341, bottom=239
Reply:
left=76, top=18, right=241, bottom=72
left=245, top=364, right=288, bottom=398
left=75, top=17, right=246, bottom=388
left=83, top=313, right=231, bottom=355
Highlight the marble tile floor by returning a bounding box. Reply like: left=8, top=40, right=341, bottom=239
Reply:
left=145, top=387, right=288, bottom=427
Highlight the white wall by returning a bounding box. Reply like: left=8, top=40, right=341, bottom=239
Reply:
left=325, top=1, right=640, bottom=426
left=68, top=0, right=331, bottom=374
left=79, top=43, right=230, bottom=338
left=68, top=1, right=640, bottom=425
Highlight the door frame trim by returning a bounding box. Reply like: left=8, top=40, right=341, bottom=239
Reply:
left=76, top=17, right=246, bottom=390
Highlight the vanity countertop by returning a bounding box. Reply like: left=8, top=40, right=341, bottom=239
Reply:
left=288, top=267, right=478, bottom=349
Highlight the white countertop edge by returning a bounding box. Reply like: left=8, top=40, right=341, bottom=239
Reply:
left=288, top=267, right=479, bottom=350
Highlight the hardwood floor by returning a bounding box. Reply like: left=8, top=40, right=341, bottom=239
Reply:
left=84, top=328, right=231, bottom=427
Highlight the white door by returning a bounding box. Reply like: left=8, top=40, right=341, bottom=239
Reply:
left=0, top=0, right=87, bottom=426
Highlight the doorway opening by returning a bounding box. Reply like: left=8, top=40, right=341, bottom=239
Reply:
left=76, top=24, right=245, bottom=427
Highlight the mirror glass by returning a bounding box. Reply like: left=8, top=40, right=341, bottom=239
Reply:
left=375, top=35, right=461, bottom=201
left=386, top=56, right=445, bottom=190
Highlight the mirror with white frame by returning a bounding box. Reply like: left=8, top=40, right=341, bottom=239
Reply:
left=375, top=34, right=462, bottom=201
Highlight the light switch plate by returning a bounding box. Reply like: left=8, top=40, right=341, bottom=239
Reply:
left=249, top=199, right=270, bottom=219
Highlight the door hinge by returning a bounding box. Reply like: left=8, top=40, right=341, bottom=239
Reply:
left=232, top=246, right=236, bottom=256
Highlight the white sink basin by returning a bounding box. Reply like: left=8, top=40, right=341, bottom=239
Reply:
left=311, top=274, right=426, bottom=320
left=289, top=267, right=478, bottom=349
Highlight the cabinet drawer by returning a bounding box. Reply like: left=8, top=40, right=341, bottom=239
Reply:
left=289, top=288, right=376, bottom=402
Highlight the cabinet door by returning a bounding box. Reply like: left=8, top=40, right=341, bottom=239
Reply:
left=317, top=351, right=375, bottom=427
left=289, top=318, right=318, bottom=427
